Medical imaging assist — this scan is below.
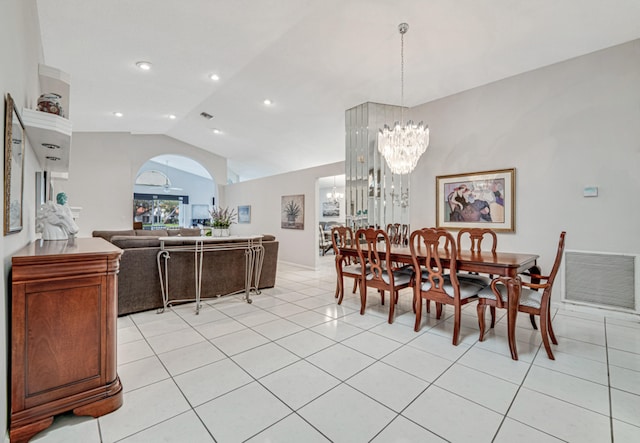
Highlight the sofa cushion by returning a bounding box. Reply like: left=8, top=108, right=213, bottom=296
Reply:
left=263, top=234, right=276, bottom=241
left=135, top=229, right=168, bottom=237
left=179, top=228, right=202, bottom=237
left=110, top=236, right=162, bottom=248
left=92, top=230, right=135, bottom=242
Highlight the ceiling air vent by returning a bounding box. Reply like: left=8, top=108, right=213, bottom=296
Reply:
left=200, top=112, right=214, bottom=120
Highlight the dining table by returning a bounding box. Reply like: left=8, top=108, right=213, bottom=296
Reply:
left=338, top=244, right=540, bottom=360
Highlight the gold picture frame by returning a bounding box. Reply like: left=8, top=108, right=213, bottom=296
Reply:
left=4, top=93, right=26, bottom=235
left=436, top=168, right=515, bottom=232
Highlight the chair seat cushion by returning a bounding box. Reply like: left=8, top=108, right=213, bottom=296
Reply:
left=478, top=284, right=543, bottom=309
left=398, top=264, right=415, bottom=275
left=420, top=279, right=485, bottom=300
left=456, top=273, right=492, bottom=286
left=342, top=264, right=367, bottom=275
left=366, top=269, right=412, bottom=286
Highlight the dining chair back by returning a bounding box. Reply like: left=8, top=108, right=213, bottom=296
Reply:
left=331, top=226, right=362, bottom=304
left=477, top=231, right=566, bottom=359
left=456, top=228, right=498, bottom=287
left=409, top=228, right=487, bottom=344
left=457, top=228, right=497, bottom=253
left=319, top=225, right=332, bottom=256
left=385, top=223, right=402, bottom=246
left=355, top=228, right=412, bottom=324
left=400, top=224, right=409, bottom=246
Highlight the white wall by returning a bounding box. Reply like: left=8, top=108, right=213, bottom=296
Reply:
left=225, top=161, right=344, bottom=268
left=60, top=132, right=227, bottom=236
left=1, top=0, right=43, bottom=438
left=409, top=39, right=640, bottom=275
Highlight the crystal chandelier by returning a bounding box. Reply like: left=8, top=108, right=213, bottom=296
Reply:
left=378, top=23, right=429, bottom=175
left=326, top=176, right=343, bottom=202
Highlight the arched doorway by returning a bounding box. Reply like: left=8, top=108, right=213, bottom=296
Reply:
left=133, top=154, right=216, bottom=230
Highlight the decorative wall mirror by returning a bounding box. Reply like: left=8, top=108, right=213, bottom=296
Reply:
left=4, top=93, right=26, bottom=235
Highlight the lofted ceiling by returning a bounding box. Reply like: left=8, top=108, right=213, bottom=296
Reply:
left=36, top=0, right=640, bottom=181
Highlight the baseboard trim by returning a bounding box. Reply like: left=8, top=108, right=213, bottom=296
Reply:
left=277, top=260, right=316, bottom=271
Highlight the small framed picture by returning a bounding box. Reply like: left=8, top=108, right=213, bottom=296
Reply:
left=238, top=205, right=251, bottom=223
left=322, top=200, right=339, bottom=217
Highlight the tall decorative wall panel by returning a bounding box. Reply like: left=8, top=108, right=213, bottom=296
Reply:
left=345, top=102, right=410, bottom=231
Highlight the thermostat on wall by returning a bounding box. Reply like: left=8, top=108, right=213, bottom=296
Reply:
left=583, top=186, right=598, bottom=197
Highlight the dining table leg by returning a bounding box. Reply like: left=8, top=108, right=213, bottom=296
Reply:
left=505, top=276, right=522, bottom=360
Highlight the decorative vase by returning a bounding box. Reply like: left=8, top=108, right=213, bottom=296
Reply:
left=212, top=228, right=230, bottom=237
left=37, top=93, right=64, bottom=117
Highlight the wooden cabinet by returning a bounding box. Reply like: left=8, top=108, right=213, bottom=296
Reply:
left=10, top=238, right=123, bottom=443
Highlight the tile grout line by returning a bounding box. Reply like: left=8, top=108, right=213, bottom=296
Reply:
left=605, top=317, right=614, bottom=443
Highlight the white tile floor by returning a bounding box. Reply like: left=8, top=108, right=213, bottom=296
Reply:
left=32, top=258, right=640, bottom=442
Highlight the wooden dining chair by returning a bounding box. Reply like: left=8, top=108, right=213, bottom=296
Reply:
left=319, top=225, right=332, bottom=256
left=456, top=228, right=498, bottom=286
left=400, top=224, right=409, bottom=246
left=409, top=228, right=488, bottom=344
left=355, top=228, right=412, bottom=324
left=331, top=226, right=363, bottom=304
left=385, top=223, right=399, bottom=245
left=476, top=231, right=566, bottom=359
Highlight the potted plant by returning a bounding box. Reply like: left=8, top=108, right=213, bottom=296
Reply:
left=283, top=200, right=301, bottom=226
left=209, top=206, right=237, bottom=236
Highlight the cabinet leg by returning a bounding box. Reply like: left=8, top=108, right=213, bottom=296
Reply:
left=10, top=416, right=54, bottom=443
left=73, top=388, right=123, bottom=418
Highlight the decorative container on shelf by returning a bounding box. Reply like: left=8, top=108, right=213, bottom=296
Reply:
left=37, top=93, right=64, bottom=117
left=212, top=228, right=230, bottom=237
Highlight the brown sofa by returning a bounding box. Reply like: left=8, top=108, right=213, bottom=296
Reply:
left=92, top=229, right=279, bottom=316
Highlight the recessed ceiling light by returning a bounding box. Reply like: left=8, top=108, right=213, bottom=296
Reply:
left=135, top=61, right=152, bottom=70
left=212, top=129, right=221, bottom=134
left=168, top=114, right=177, bottom=120
left=209, top=74, right=220, bottom=81
left=263, top=99, right=273, bottom=105
left=113, top=112, right=123, bottom=117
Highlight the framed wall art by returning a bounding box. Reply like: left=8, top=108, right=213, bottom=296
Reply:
left=238, top=205, right=251, bottom=223
left=436, top=168, right=515, bottom=232
left=4, top=93, right=25, bottom=235
left=281, top=194, right=304, bottom=230
left=322, top=200, right=339, bottom=217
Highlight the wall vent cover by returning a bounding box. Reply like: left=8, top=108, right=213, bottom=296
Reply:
left=564, top=251, right=636, bottom=311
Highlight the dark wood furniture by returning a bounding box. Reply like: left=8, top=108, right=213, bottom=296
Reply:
left=477, top=231, right=566, bottom=360
left=409, top=228, right=487, bottom=345
left=339, top=241, right=539, bottom=359
left=331, top=226, right=361, bottom=304
left=355, top=228, right=412, bottom=324
left=456, top=228, right=497, bottom=254
left=455, top=228, right=499, bottom=298
left=10, top=237, right=123, bottom=443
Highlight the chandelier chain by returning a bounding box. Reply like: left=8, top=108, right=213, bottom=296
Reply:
left=377, top=22, right=429, bottom=175
left=400, top=28, right=404, bottom=125
left=400, top=25, right=405, bottom=123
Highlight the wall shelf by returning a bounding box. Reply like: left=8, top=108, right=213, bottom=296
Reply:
left=22, top=64, right=72, bottom=173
